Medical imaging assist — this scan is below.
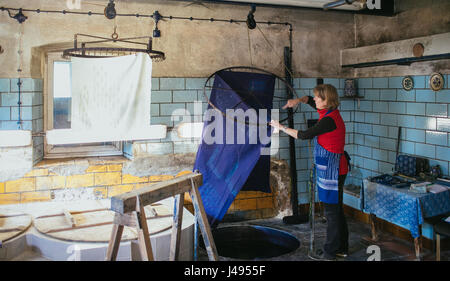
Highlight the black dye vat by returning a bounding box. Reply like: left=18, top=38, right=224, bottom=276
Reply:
left=207, top=225, right=300, bottom=259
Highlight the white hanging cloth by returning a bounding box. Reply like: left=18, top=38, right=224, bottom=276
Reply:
left=47, top=53, right=166, bottom=144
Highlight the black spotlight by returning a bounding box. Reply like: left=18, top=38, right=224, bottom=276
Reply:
left=13, top=8, right=28, bottom=24
left=246, top=4, right=256, bottom=30
left=104, top=0, right=117, bottom=20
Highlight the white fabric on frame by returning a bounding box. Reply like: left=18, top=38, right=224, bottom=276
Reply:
left=47, top=53, right=165, bottom=144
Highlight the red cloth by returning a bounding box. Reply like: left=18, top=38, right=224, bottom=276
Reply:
left=317, top=109, right=348, bottom=175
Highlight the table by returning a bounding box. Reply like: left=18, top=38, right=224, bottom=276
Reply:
left=362, top=179, right=450, bottom=259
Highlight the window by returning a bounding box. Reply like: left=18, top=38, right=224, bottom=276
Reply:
left=44, top=52, right=122, bottom=158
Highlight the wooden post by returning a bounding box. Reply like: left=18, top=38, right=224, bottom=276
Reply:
left=135, top=197, right=154, bottom=261
left=189, top=178, right=219, bottom=261
left=105, top=173, right=217, bottom=261
left=105, top=224, right=124, bottom=261
left=436, top=234, right=441, bottom=261
left=369, top=214, right=379, bottom=241
left=169, top=193, right=184, bottom=260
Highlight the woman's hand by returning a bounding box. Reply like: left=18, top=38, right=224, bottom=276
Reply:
left=269, top=119, right=281, bottom=129
left=269, top=120, right=284, bottom=133
left=282, top=96, right=308, bottom=109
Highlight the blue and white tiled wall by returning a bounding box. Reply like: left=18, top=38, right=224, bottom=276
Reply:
left=1, top=75, right=449, bottom=208
left=0, top=78, right=44, bottom=164
left=348, top=75, right=450, bottom=187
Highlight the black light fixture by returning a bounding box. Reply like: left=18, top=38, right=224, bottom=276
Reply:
left=1, top=7, right=28, bottom=24
left=246, top=4, right=256, bottom=29
left=104, top=0, right=116, bottom=19
left=152, top=11, right=162, bottom=38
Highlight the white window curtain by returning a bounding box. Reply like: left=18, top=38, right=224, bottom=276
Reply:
left=47, top=53, right=165, bottom=144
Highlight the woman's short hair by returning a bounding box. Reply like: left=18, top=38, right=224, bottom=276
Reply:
left=313, top=84, right=340, bottom=110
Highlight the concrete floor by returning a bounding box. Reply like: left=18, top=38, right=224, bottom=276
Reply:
left=197, top=215, right=450, bottom=261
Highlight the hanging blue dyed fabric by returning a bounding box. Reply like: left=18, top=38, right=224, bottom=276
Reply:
left=193, top=70, right=275, bottom=226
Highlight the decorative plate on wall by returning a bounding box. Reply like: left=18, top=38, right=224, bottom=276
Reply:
left=429, top=72, right=444, bottom=92
left=402, top=76, right=414, bottom=91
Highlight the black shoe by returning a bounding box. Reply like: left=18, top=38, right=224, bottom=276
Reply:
left=336, top=252, right=348, bottom=258
left=309, top=249, right=336, bottom=261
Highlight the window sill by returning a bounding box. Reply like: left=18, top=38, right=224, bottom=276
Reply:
left=34, top=155, right=130, bottom=169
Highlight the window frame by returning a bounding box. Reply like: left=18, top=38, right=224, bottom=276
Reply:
left=44, top=51, right=123, bottom=159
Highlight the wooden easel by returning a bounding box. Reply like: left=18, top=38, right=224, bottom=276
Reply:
left=105, top=172, right=218, bottom=261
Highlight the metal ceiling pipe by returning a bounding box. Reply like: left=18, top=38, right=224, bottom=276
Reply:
left=323, top=0, right=355, bottom=10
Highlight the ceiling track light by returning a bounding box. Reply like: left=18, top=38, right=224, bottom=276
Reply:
left=104, top=0, right=116, bottom=19
left=246, top=4, right=256, bottom=29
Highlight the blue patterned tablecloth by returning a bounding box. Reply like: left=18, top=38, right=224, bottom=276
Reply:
left=362, top=179, right=450, bottom=238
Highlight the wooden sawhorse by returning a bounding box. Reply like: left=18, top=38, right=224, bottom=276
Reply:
left=105, top=172, right=218, bottom=261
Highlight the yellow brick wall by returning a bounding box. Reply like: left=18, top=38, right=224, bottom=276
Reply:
left=0, top=159, right=275, bottom=218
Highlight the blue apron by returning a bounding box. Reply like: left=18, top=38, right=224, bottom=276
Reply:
left=313, top=110, right=341, bottom=204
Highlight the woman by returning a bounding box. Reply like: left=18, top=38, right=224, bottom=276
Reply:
left=270, top=84, right=349, bottom=261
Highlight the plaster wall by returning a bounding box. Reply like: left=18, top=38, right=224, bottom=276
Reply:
left=0, top=0, right=355, bottom=78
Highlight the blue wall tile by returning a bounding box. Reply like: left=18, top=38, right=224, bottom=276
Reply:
left=365, top=135, right=379, bottom=148
left=413, top=76, right=426, bottom=88
left=298, top=78, right=317, bottom=89
left=0, top=107, right=10, bottom=120
left=406, top=103, right=425, bottom=115
left=150, top=104, right=159, bottom=117
left=379, top=161, right=394, bottom=174
left=372, top=148, right=388, bottom=161
left=0, top=79, right=10, bottom=92
left=364, top=89, right=380, bottom=101
left=406, top=128, right=425, bottom=142
left=10, top=78, right=33, bottom=92
left=358, top=145, right=372, bottom=158
left=397, top=115, right=415, bottom=128
left=436, top=90, right=450, bottom=103
left=151, top=90, right=172, bottom=103
left=388, top=77, right=403, bottom=88
left=400, top=140, right=415, bottom=155
left=173, top=90, right=198, bottom=102
left=356, top=123, right=372, bottom=135
left=340, top=100, right=355, bottom=111
left=416, top=89, right=435, bottom=102
left=151, top=78, right=159, bottom=90
left=380, top=113, right=397, bottom=126
left=426, top=103, right=447, bottom=117
left=372, top=101, right=388, bottom=113
left=160, top=78, right=185, bottom=90
left=160, top=103, right=186, bottom=116
left=186, top=78, right=207, bottom=90
left=397, top=89, right=415, bottom=102
left=372, top=125, right=388, bottom=137
left=324, top=78, right=340, bottom=89
left=380, top=137, right=397, bottom=151
left=437, top=118, right=450, bottom=132
left=364, top=158, right=379, bottom=171
left=426, top=131, right=447, bottom=146
left=151, top=116, right=173, bottom=127
left=11, top=107, right=33, bottom=121
left=416, top=116, right=436, bottom=130
left=358, top=78, right=372, bottom=89
left=1, top=93, right=19, bottom=106
left=380, top=89, right=396, bottom=101
left=365, top=112, right=380, bottom=124
left=373, top=77, right=388, bottom=88
left=354, top=134, right=364, bottom=145
left=415, top=143, right=435, bottom=159
left=359, top=100, right=372, bottom=111
left=388, top=102, right=406, bottom=114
